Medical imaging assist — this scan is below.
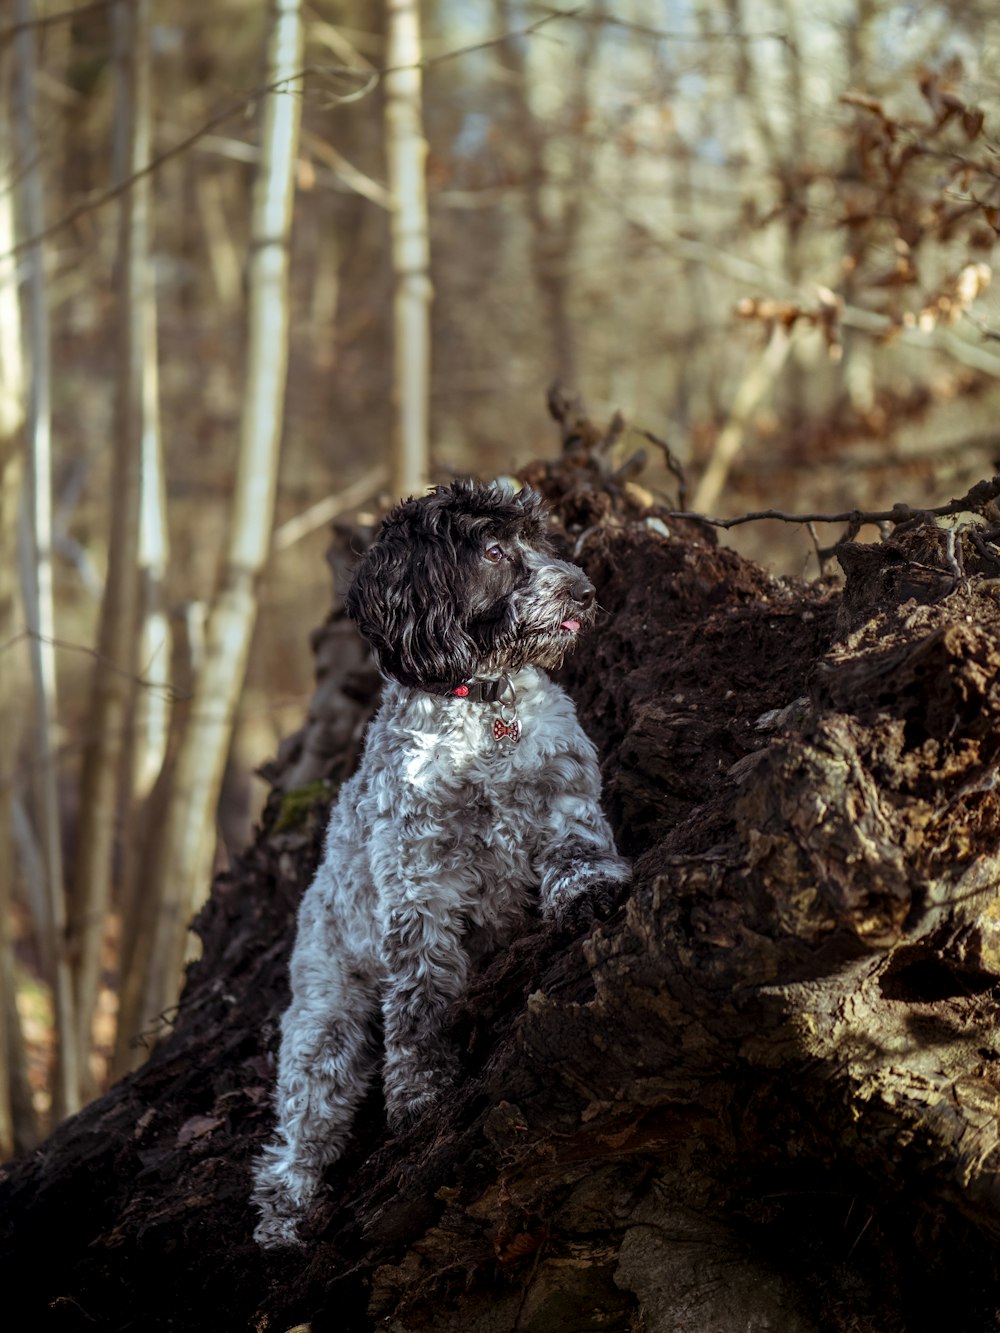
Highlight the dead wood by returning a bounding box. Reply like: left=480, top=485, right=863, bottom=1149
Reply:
left=4, top=445, right=1000, bottom=1332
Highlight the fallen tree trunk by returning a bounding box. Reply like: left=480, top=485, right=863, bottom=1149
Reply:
left=4, top=445, right=1000, bottom=1332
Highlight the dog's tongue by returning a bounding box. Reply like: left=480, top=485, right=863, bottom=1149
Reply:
left=561, top=618, right=581, bottom=633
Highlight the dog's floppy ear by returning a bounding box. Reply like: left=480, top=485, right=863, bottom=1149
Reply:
left=345, top=518, right=480, bottom=687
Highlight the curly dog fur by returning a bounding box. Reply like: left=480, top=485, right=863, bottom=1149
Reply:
left=252, top=480, right=630, bottom=1247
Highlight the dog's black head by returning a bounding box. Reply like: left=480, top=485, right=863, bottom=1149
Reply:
left=345, top=480, right=596, bottom=689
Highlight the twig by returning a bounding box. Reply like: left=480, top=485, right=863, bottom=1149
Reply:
left=968, top=528, right=1000, bottom=571
left=665, top=474, right=1000, bottom=531
left=805, top=520, right=825, bottom=576
left=961, top=308, right=1000, bottom=345
left=300, top=129, right=391, bottom=207
left=599, top=409, right=626, bottom=454
left=639, top=427, right=688, bottom=509
left=408, top=8, right=576, bottom=72
left=526, top=4, right=791, bottom=46
left=0, top=627, right=186, bottom=701
left=272, top=467, right=390, bottom=553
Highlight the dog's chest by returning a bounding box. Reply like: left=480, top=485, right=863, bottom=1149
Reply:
left=374, top=679, right=583, bottom=910
left=419, top=708, right=553, bottom=851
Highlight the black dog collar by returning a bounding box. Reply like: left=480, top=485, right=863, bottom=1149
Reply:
left=450, top=675, right=512, bottom=703
left=423, top=674, right=520, bottom=743
left=421, top=673, right=515, bottom=704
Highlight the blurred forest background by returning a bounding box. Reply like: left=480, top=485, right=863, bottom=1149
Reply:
left=3, top=0, right=1000, bottom=1155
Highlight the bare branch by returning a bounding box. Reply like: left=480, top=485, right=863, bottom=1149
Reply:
left=406, top=8, right=576, bottom=72
left=272, top=465, right=390, bottom=551
left=665, top=475, right=1000, bottom=531
left=639, top=429, right=688, bottom=509
left=525, top=3, right=791, bottom=45
left=0, top=628, right=185, bottom=702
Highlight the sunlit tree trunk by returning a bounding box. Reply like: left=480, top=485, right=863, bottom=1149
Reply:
left=111, top=237, right=170, bottom=1080
left=13, top=0, right=80, bottom=1120
left=385, top=0, right=431, bottom=499
left=67, top=0, right=154, bottom=1088
left=132, top=248, right=169, bottom=803
left=123, top=0, right=305, bottom=1061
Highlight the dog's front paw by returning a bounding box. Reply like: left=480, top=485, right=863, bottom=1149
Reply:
left=251, top=1143, right=322, bottom=1250
left=553, top=876, right=625, bottom=937
left=253, top=1210, right=307, bottom=1250
left=386, top=1086, right=446, bottom=1133
left=384, top=1056, right=457, bottom=1133
left=542, top=850, right=631, bottom=937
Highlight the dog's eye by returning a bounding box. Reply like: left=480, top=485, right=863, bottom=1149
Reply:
left=484, top=544, right=506, bottom=564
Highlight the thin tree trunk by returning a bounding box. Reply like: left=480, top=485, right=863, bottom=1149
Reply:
left=0, top=43, right=30, bottom=1159
left=13, top=0, right=79, bottom=1120
left=385, top=0, right=431, bottom=500
left=131, top=242, right=169, bottom=813
left=67, top=0, right=153, bottom=1086
left=108, top=0, right=171, bottom=1081
left=123, top=0, right=305, bottom=1063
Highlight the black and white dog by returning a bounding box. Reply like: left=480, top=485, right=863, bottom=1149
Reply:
left=252, top=480, right=629, bottom=1247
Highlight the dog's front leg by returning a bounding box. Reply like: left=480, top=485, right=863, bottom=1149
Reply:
left=378, top=888, right=470, bottom=1131
left=534, top=793, right=631, bottom=934
left=252, top=948, right=380, bottom=1248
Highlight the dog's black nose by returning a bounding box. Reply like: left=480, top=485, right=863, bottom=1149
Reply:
left=569, top=577, right=596, bottom=608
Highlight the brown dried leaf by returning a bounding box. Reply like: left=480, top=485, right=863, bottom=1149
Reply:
left=175, top=1114, right=224, bottom=1148
left=962, top=107, right=985, bottom=140
left=841, top=91, right=886, bottom=117
left=494, top=1230, right=545, bottom=1263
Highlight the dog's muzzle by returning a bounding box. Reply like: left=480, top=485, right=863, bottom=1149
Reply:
left=556, top=569, right=596, bottom=634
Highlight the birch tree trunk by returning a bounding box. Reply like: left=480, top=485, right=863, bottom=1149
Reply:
left=385, top=0, right=431, bottom=500
left=110, top=217, right=170, bottom=1081
left=68, top=0, right=153, bottom=1083
left=13, top=0, right=79, bottom=1120
left=122, top=0, right=305, bottom=1063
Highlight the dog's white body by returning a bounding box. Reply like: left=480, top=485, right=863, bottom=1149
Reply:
left=252, top=484, right=629, bottom=1248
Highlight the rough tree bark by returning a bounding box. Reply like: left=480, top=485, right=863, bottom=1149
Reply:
left=3, top=421, right=1000, bottom=1332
